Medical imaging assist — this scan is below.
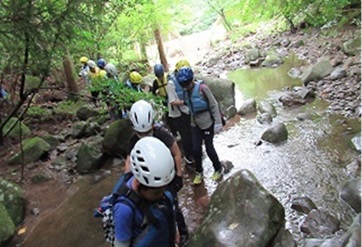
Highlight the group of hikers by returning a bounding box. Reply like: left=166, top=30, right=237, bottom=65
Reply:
left=87, top=56, right=225, bottom=247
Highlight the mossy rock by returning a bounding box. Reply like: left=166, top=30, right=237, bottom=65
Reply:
left=0, top=179, right=25, bottom=226
left=8, top=137, right=50, bottom=165
left=0, top=203, right=15, bottom=246
left=3, top=118, right=31, bottom=138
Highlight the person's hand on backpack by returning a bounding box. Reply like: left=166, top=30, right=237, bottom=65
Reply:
left=214, top=124, right=223, bottom=134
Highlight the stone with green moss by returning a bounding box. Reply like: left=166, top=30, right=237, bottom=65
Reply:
left=0, top=203, right=15, bottom=246
left=0, top=179, right=25, bottom=226
left=3, top=117, right=31, bottom=138
left=8, top=137, right=50, bottom=166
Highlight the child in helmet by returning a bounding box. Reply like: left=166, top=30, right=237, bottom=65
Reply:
left=124, top=100, right=189, bottom=247
left=87, top=59, right=107, bottom=107
left=78, top=56, right=90, bottom=85
left=176, top=66, right=224, bottom=185
left=113, top=137, right=177, bottom=247
left=125, top=71, right=144, bottom=92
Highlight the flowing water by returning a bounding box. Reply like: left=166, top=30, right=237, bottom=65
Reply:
left=17, top=57, right=360, bottom=246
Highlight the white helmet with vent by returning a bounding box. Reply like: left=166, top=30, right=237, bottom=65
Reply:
left=130, top=137, right=175, bottom=187
left=129, top=100, right=154, bottom=133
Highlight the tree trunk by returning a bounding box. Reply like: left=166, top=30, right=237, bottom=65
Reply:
left=154, top=28, right=169, bottom=72
left=140, top=41, right=148, bottom=60
left=62, top=51, right=79, bottom=100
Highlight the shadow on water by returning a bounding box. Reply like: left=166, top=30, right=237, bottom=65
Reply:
left=16, top=55, right=360, bottom=246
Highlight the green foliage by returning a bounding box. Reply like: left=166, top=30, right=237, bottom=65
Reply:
left=25, top=106, right=52, bottom=121
left=54, top=100, right=85, bottom=116
left=90, top=78, right=166, bottom=118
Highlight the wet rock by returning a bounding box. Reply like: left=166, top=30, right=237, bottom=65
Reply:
left=261, top=54, right=283, bottom=68
left=291, top=197, right=317, bottom=214
left=271, top=228, right=296, bottom=247
left=350, top=133, right=361, bottom=153
left=296, top=112, right=312, bottom=121
left=329, top=67, right=347, bottom=80
left=225, top=105, right=237, bottom=120
left=300, top=209, right=340, bottom=238
left=339, top=178, right=361, bottom=213
left=190, top=169, right=285, bottom=247
left=257, top=112, right=273, bottom=124
left=221, top=160, right=234, bottom=174
left=346, top=157, right=361, bottom=177
left=301, top=57, right=334, bottom=86
left=261, top=123, right=288, bottom=143
left=238, top=98, right=257, bottom=115
left=288, top=67, right=302, bottom=79
left=258, top=100, right=277, bottom=117
left=279, top=92, right=308, bottom=107
left=301, top=238, right=324, bottom=247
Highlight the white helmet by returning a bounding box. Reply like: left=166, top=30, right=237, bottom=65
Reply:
left=87, top=60, right=96, bottom=69
left=129, top=100, right=154, bottom=133
left=105, top=63, right=117, bottom=76
left=130, top=137, right=175, bottom=187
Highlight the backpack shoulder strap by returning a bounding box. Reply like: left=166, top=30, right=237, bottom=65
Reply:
left=114, top=176, right=159, bottom=227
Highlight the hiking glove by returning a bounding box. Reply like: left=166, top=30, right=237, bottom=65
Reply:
left=173, top=175, right=183, bottom=192
left=214, top=124, right=223, bottom=134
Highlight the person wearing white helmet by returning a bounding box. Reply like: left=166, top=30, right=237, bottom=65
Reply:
left=113, top=137, right=177, bottom=247
left=124, top=99, right=189, bottom=247
left=104, top=63, right=119, bottom=82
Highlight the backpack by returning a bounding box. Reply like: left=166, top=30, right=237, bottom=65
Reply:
left=185, top=80, right=226, bottom=126
left=94, top=173, right=176, bottom=247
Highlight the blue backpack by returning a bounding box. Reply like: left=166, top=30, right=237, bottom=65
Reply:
left=94, top=173, right=176, bottom=247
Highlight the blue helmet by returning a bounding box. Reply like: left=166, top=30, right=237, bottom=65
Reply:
left=176, top=67, right=193, bottom=86
left=97, top=59, right=106, bottom=68
left=154, top=64, right=164, bottom=77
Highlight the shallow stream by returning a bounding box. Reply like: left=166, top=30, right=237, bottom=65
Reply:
left=18, top=57, right=360, bottom=247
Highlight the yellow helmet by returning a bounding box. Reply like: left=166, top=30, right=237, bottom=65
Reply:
left=80, top=56, right=88, bottom=63
left=175, top=59, right=190, bottom=71
left=130, top=71, right=143, bottom=84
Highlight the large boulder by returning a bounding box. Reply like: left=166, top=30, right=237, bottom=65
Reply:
left=0, top=179, right=25, bottom=226
left=261, top=123, right=288, bottom=143
left=3, top=117, right=31, bottom=138
left=190, top=169, right=285, bottom=247
left=197, top=75, right=235, bottom=115
left=339, top=178, right=361, bottom=213
left=8, top=137, right=50, bottom=165
left=103, top=119, right=134, bottom=157
left=342, top=35, right=361, bottom=56
left=300, top=57, right=334, bottom=85
left=0, top=203, right=15, bottom=247
left=76, top=136, right=104, bottom=174
left=76, top=106, right=99, bottom=121
left=238, top=99, right=257, bottom=116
